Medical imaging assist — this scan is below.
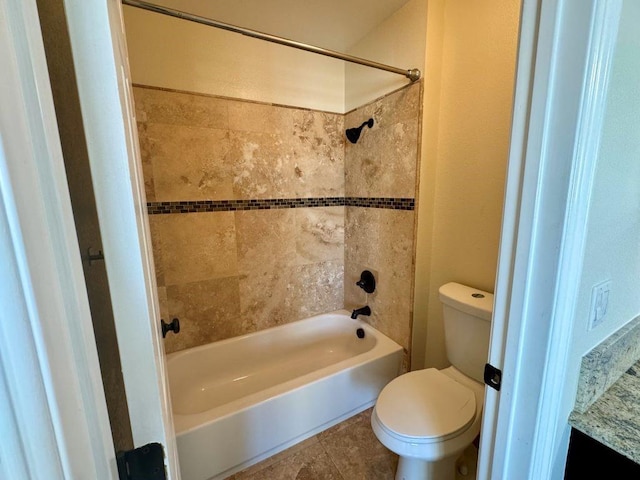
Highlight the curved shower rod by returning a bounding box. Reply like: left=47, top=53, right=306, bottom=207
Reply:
left=121, top=0, right=422, bottom=82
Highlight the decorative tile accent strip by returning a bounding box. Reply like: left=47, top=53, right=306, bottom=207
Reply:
left=147, top=197, right=415, bottom=214
left=573, top=315, right=640, bottom=414
left=345, top=197, right=415, bottom=210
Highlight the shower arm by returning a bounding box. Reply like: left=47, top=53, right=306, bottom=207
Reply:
left=121, top=0, right=422, bottom=82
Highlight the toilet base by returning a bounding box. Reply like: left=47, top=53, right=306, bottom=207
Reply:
left=395, top=455, right=457, bottom=480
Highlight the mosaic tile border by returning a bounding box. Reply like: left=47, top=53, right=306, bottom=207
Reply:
left=345, top=197, right=415, bottom=210
left=147, top=197, right=415, bottom=214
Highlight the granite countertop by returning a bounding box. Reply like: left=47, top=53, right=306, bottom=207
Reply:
left=570, top=359, right=640, bottom=464
left=569, top=315, right=640, bottom=464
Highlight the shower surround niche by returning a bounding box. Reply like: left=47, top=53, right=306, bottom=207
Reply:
left=135, top=82, right=421, bottom=357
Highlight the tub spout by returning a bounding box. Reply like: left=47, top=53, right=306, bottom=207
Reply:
left=351, top=306, right=371, bottom=319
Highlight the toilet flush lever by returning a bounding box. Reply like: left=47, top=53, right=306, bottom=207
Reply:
left=484, top=363, right=502, bottom=391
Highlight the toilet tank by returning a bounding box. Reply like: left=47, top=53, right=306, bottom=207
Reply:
left=439, top=282, right=494, bottom=383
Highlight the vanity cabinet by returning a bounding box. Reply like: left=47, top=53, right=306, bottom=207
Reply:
left=564, top=428, right=640, bottom=478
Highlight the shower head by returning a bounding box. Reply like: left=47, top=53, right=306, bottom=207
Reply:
left=346, top=118, right=374, bottom=144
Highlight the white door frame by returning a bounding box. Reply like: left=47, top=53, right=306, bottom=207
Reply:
left=479, top=0, right=622, bottom=478
left=1, top=0, right=180, bottom=478
left=0, top=0, right=117, bottom=478
left=61, top=0, right=180, bottom=477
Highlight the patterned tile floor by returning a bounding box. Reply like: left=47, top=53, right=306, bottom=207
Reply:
left=224, top=408, right=478, bottom=480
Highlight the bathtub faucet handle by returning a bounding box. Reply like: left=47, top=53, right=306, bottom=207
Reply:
left=161, top=318, right=180, bottom=338
left=351, top=306, right=371, bottom=319
left=356, top=270, right=376, bottom=293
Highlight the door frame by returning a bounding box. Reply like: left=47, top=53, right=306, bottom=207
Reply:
left=61, top=0, right=180, bottom=477
left=0, top=0, right=117, bottom=477
left=479, top=0, right=622, bottom=478
left=1, top=0, right=181, bottom=478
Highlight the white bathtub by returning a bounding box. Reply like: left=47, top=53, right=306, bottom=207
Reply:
left=167, top=310, right=403, bottom=480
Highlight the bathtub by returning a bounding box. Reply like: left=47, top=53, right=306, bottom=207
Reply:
left=167, top=309, right=403, bottom=480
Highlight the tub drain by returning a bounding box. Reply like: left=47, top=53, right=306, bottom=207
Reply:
left=356, top=328, right=365, bottom=339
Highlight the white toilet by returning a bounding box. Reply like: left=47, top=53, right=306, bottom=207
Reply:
left=371, top=282, right=493, bottom=480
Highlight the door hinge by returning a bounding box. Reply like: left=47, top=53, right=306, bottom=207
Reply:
left=117, top=443, right=166, bottom=480
left=484, top=363, right=502, bottom=391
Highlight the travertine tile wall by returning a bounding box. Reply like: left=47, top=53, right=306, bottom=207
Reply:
left=134, top=83, right=421, bottom=356
left=134, top=86, right=345, bottom=353
left=344, top=83, right=422, bottom=359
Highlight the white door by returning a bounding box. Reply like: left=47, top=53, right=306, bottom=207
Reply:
left=478, top=0, right=624, bottom=478
left=0, top=0, right=118, bottom=478
left=60, top=0, right=181, bottom=477
left=3, top=0, right=182, bottom=476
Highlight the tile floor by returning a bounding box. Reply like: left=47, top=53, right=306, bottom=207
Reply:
left=224, top=408, right=478, bottom=480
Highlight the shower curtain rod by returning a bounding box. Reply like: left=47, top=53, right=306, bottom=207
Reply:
left=121, top=0, right=422, bottom=82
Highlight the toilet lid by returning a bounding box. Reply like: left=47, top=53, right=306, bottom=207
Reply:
left=375, top=369, right=476, bottom=440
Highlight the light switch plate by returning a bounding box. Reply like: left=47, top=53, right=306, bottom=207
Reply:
left=588, top=280, right=611, bottom=330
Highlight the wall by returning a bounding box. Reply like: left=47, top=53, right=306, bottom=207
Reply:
left=412, top=0, right=445, bottom=368
left=126, top=1, right=425, bottom=356
left=135, top=82, right=423, bottom=355
left=344, top=0, right=519, bottom=369
left=123, top=6, right=345, bottom=113
left=569, top=0, right=640, bottom=382
left=344, top=82, right=422, bottom=360
left=345, top=0, right=427, bottom=111
left=134, top=86, right=346, bottom=353
left=417, top=0, right=521, bottom=369
left=555, top=1, right=640, bottom=474
left=342, top=0, right=427, bottom=366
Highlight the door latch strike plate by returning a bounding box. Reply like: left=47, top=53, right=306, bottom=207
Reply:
left=484, top=363, right=502, bottom=391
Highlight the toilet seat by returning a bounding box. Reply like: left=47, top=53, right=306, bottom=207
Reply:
left=374, top=368, right=476, bottom=443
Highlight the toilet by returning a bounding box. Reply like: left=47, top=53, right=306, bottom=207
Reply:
left=371, top=282, right=493, bottom=480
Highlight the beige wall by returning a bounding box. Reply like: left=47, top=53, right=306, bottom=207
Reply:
left=123, top=2, right=426, bottom=114
left=341, top=0, right=427, bottom=364
left=125, top=1, right=425, bottom=356
left=415, top=0, right=521, bottom=369
left=412, top=0, right=445, bottom=368
left=136, top=83, right=423, bottom=356
left=135, top=87, right=346, bottom=353
left=345, top=0, right=427, bottom=111
left=343, top=0, right=519, bottom=370
left=126, top=2, right=527, bottom=371
left=344, top=83, right=422, bottom=361
left=123, top=6, right=345, bottom=113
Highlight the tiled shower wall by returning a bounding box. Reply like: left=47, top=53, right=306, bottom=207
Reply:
left=134, top=83, right=420, bottom=356
left=344, top=84, right=421, bottom=355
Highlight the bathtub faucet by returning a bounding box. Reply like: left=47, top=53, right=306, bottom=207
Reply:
left=351, top=306, right=371, bottom=319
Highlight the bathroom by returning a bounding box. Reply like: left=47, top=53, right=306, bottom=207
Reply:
left=32, top=0, right=519, bottom=478
left=6, top=0, right=640, bottom=478
left=119, top=0, right=520, bottom=477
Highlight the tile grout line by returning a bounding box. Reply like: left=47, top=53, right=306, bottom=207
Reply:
left=317, top=434, right=347, bottom=480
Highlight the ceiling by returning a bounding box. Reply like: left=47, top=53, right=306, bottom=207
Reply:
left=147, top=0, right=411, bottom=51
